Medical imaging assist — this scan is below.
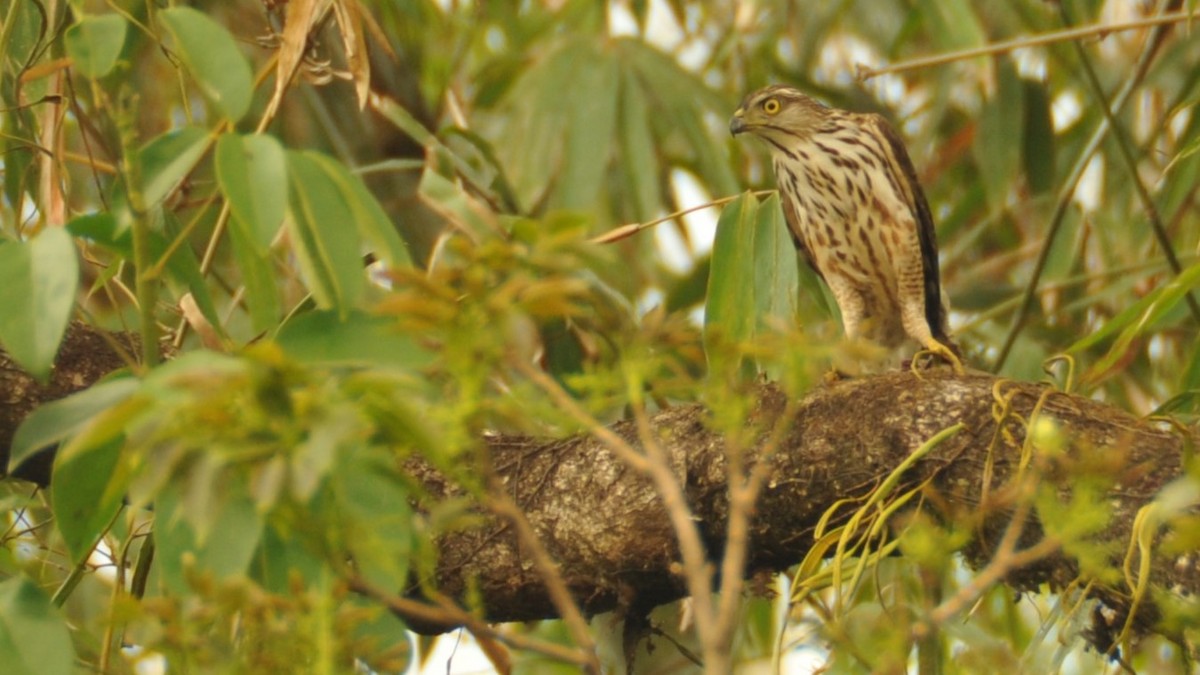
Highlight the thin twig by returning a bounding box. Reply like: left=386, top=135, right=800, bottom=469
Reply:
left=712, top=399, right=800, bottom=659
left=857, top=9, right=1200, bottom=81
left=485, top=490, right=601, bottom=673
left=347, top=576, right=594, bottom=667
left=589, top=190, right=776, bottom=244
left=516, top=357, right=723, bottom=669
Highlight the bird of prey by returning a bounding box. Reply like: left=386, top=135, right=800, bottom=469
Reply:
left=730, top=85, right=962, bottom=371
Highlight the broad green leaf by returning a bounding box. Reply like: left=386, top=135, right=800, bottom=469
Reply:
left=158, top=7, right=253, bottom=123
left=753, top=193, right=798, bottom=331
left=705, top=192, right=759, bottom=353
left=228, top=222, right=281, bottom=333
left=65, top=211, right=121, bottom=243
left=499, top=40, right=577, bottom=209
left=161, top=209, right=224, bottom=334
left=664, top=256, right=710, bottom=312
left=333, top=447, right=412, bottom=591
left=617, top=68, right=661, bottom=221
left=155, top=479, right=264, bottom=595
left=275, top=310, right=432, bottom=369
left=306, top=153, right=411, bottom=268
left=2, top=132, right=34, bottom=214
left=286, top=152, right=367, bottom=315
left=0, top=228, right=79, bottom=381
left=915, top=0, right=986, bottom=51
left=139, top=126, right=210, bottom=207
left=252, top=521, right=328, bottom=595
left=64, top=14, right=127, bottom=79
left=1022, top=78, right=1056, bottom=195
left=551, top=52, right=619, bottom=210
left=0, top=577, right=73, bottom=675
left=620, top=39, right=739, bottom=196
left=51, top=435, right=125, bottom=564
left=216, top=133, right=288, bottom=254
left=975, top=59, right=1023, bottom=213
left=348, top=595, right=412, bottom=672
left=8, top=378, right=138, bottom=473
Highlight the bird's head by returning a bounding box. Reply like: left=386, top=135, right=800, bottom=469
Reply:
left=730, top=85, right=830, bottom=144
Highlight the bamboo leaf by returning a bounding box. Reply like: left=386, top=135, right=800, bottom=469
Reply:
left=705, top=192, right=759, bottom=354
left=158, top=7, right=253, bottom=123
left=64, top=13, right=126, bottom=79
left=139, top=126, right=210, bottom=208
left=286, top=152, right=366, bottom=316
left=0, top=229, right=79, bottom=382
left=216, top=133, right=288, bottom=254
left=0, top=578, right=73, bottom=675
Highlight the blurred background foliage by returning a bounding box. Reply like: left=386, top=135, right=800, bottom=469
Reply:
left=2, top=0, right=1200, bottom=672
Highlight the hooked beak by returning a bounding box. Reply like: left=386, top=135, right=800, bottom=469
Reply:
left=729, top=110, right=747, bottom=136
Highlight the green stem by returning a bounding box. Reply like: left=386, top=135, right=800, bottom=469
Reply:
left=117, top=93, right=159, bottom=369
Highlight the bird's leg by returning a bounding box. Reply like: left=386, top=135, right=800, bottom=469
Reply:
left=916, top=337, right=964, bottom=375
left=898, top=282, right=964, bottom=375
left=826, top=280, right=868, bottom=380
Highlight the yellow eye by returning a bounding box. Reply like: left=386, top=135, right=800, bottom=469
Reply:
left=763, top=98, right=781, bottom=115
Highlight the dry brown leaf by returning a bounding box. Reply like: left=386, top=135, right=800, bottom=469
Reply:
left=333, top=0, right=370, bottom=109
left=179, top=293, right=223, bottom=351
left=264, top=0, right=332, bottom=123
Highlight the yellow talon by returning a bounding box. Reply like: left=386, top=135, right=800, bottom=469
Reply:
left=922, top=340, right=965, bottom=375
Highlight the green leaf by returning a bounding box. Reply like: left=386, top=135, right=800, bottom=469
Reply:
left=0, top=577, right=73, bottom=675
left=0, top=228, right=79, bottom=381
left=155, top=478, right=264, bottom=595
left=9, top=378, right=138, bottom=473
left=705, top=193, right=759, bottom=352
left=975, top=59, right=1023, bottom=213
left=617, top=68, right=661, bottom=221
left=551, top=51, right=619, bottom=210
left=252, top=521, right=328, bottom=595
left=305, top=153, right=411, bottom=268
left=158, top=7, right=253, bottom=123
left=139, top=126, right=210, bottom=207
left=161, top=209, right=224, bottom=334
left=915, top=0, right=985, bottom=51
left=216, top=133, right=288, bottom=254
left=228, top=222, right=281, bottom=333
left=333, top=448, right=412, bottom=591
left=51, top=435, right=125, bottom=564
left=64, top=14, right=127, bottom=79
left=286, top=152, right=367, bottom=315
left=1021, top=78, right=1055, bottom=195
left=275, top=310, right=432, bottom=369
left=753, top=193, right=798, bottom=331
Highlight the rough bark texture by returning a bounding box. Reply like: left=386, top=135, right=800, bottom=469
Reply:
left=2, top=328, right=1195, bottom=644
left=411, top=371, right=1192, bottom=640
left=0, top=322, right=141, bottom=485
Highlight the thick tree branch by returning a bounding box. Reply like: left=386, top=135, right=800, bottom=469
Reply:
left=408, top=371, right=1193, bottom=641
left=2, top=327, right=1195, bottom=647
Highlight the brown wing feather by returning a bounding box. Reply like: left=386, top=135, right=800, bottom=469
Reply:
left=866, top=114, right=953, bottom=346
